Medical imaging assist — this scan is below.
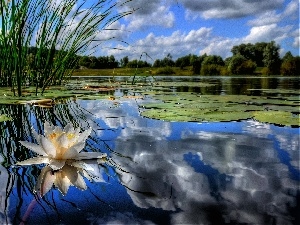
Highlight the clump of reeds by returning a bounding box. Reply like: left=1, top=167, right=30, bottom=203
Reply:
left=0, top=0, right=133, bottom=96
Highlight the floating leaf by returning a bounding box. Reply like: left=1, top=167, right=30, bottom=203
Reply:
left=0, top=114, right=12, bottom=122
left=252, top=111, right=299, bottom=127
left=140, top=93, right=300, bottom=126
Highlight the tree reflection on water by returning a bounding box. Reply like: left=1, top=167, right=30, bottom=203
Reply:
left=0, top=97, right=299, bottom=225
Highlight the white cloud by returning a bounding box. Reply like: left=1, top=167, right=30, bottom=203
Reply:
left=282, top=0, right=299, bottom=17
left=90, top=212, right=155, bottom=225
left=199, top=38, right=239, bottom=58
left=104, top=27, right=213, bottom=60
left=292, top=28, right=300, bottom=48
left=111, top=123, right=299, bottom=225
left=119, top=0, right=175, bottom=30
left=181, top=0, right=285, bottom=19
left=94, top=0, right=298, bottom=60
left=247, top=11, right=281, bottom=27
left=243, top=23, right=293, bottom=44
left=127, top=5, right=175, bottom=30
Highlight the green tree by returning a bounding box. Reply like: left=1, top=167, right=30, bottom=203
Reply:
left=175, top=55, right=191, bottom=68
left=282, top=51, right=293, bottom=62
left=108, top=55, right=118, bottom=68
left=263, top=41, right=281, bottom=75
left=231, top=42, right=268, bottom=67
left=200, top=55, right=224, bottom=75
left=228, top=54, right=256, bottom=75
left=202, top=55, right=224, bottom=66
left=120, top=56, right=129, bottom=67
left=153, top=59, right=162, bottom=67
left=281, top=54, right=300, bottom=75
left=97, top=56, right=105, bottom=69
left=231, top=43, right=255, bottom=61
left=78, top=56, right=91, bottom=68
left=89, top=56, right=99, bottom=69
left=161, top=53, right=175, bottom=67
left=254, top=42, right=268, bottom=67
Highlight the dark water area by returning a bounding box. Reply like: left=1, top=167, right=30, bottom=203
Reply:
left=73, top=75, right=300, bottom=96
left=0, top=76, right=299, bottom=225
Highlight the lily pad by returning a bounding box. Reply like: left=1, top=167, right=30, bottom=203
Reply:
left=252, top=111, right=299, bottom=127
left=140, top=93, right=300, bottom=126
left=0, top=114, right=12, bottom=122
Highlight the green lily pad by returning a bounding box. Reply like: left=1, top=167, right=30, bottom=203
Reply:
left=142, top=108, right=253, bottom=122
left=140, top=93, right=300, bottom=126
left=0, top=86, right=113, bottom=104
left=0, top=114, right=12, bottom=122
left=252, top=111, right=299, bottom=127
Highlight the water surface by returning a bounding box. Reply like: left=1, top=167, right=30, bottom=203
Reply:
left=0, top=76, right=299, bottom=225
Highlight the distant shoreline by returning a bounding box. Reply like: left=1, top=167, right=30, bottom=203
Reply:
left=70, top=67, right=291, bottom=77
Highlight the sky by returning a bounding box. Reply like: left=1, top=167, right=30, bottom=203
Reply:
left=92, top=0, right=299, bottom=61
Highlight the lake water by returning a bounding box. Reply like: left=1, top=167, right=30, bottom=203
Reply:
left=0, top=76, right=299, bottom=225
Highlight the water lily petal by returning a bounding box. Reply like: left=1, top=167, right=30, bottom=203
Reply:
left=58, top=133, right=69, bottom=149
left=54, top=170, right=71, bottom=195
left=71, top=160, right=107, bottom=183
left=49, top=159, right=66, bottom=170
left=41, top=170, right=56, bottom=196
left=35, top=166, right=56, bottom=196
left=81, top=170, right=93, bottom=182
left=19, top=141, right=47, bottom=156
left=70, top=159, right=97, bottom=171
left=53, top=126, right=62, bottom=135
left=71, top=141, right=86, bottom=153
left=63, top=123, right=74, bottom=133
left=16, top=156, right=49, bottom=166
left=73, top=174, right=87, bottom=190
left=74, top=127, right=81, bottom=135
left=41, top=137, right=56, bottom=157
left=32, top=129, right=42, bottom=144
left=77, top=152, right=107, bottom=160
left=83, top=164, right=106, bottom=183
left=63, top=165, right=87, bottom=190
left=62, top=146, right=79, bottom=159
left=77, top=127, right=92, bottom=143
left=44, top=121, right=55, bottom=136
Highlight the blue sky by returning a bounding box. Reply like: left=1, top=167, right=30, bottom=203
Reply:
left=92, top=0, right=299, bottom=61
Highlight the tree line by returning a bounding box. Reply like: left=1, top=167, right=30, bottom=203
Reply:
left=25, top=41, right=299, bottom=76
left=151, top=41, right=299, bottom=75
left=76, top=41, right=299, bottom=75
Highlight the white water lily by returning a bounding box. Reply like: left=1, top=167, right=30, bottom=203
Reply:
left=35, top=159, right=108, bottom=196
left=17, top=121, right=107, bottom=170
left=36, top=165, right=87, bottom=196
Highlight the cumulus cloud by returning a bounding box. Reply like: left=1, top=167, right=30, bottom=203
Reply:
left=292, top=28, right=299, bottom=48
left=105, top=27, right=213, bottom=59
left=181, top=0, right=284, bottom=19
left=199, top=37, right=239, bottom=58
left=243, top=23, right=293, bottom=44
left=0, top=155, right=11, bottom=225
left=76, top=96, right=300, bottom=225
left=91, top=212, right=155, bottom=225
left=247, top=11, right=282, bottom=27
left=247, top=0, right=299, bottom=29
left=119, top=0, right=175, bottom=30
left=111, top=122, right=299, bottom=225
left=94, top=0, right=298, bottom=60
left=127, top=5, right=175, bottom=30
left=282, top=0, right=299, bottom=17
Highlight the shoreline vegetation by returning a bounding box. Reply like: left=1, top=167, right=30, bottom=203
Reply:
left=73, top=41, right=300, bottom=77
left=71, top=66, right=268, bottom=77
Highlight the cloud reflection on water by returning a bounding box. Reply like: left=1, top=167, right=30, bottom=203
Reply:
left=0, top=155, right=10, bottom=225
left=84, top=98, right=300, bottom=225
left=1, top=97, right=299, bottom=225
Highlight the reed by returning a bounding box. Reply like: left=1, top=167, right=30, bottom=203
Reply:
left=0, top=0, right=133, bottom=96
